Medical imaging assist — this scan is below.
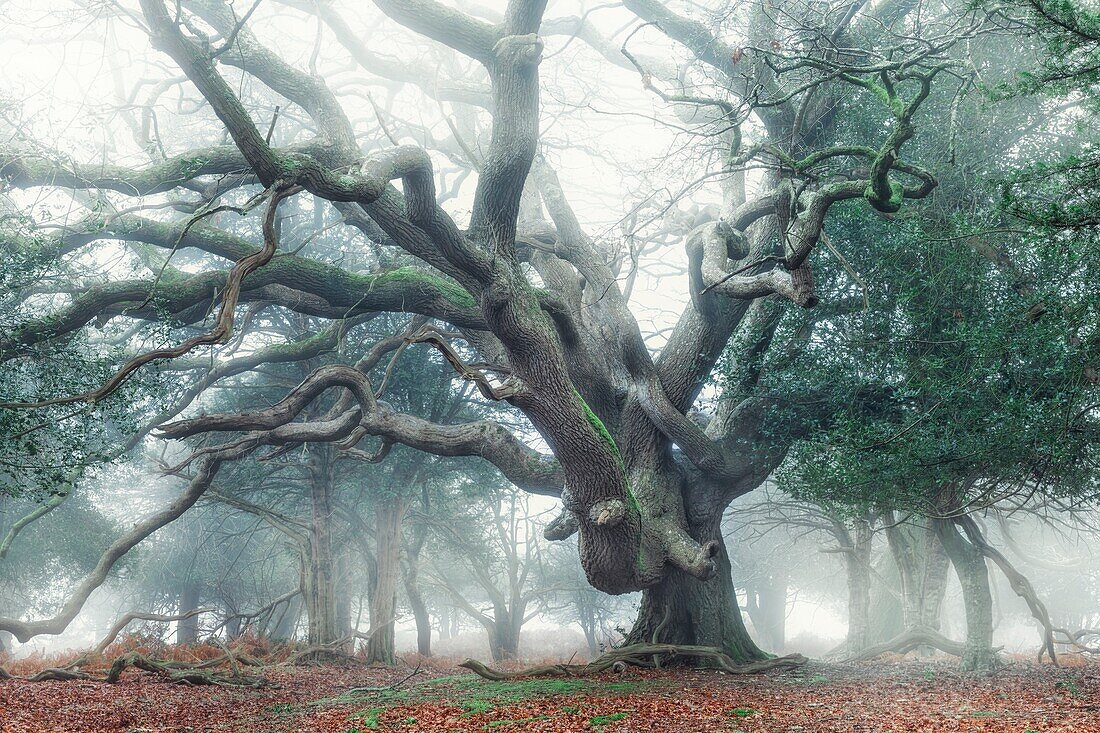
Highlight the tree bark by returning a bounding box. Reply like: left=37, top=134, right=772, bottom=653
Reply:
left=625, top=515, right=766, bottom=663
left=225, top=614, right=242, bottom=640
left=577, top=599, right=600, bottom=657
left=176, top=582, right=201, bottom=645
left=885, top=518, right=948, bottom=634
left=401, top=541, right=432, bottom=657
left=304, top=444, right=342, bottom=647
left=487, top=605, right=522, bottom=662
left=934, top=517, right=997, bottom=672
left=865, top=556, right=904, bottom=645
left=271, top=594, right=301, bottom=640
left=437, top=607, right=450, bottom=641
left=843, top=520, right=873, bottom=653
left=365, top=494, right=405, bottom=665
left=745, top=572, right=788, bottom=653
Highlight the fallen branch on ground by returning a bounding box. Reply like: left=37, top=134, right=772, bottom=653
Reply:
left=104, top=651, right=265, bottom=686
left=0, top=646, right=267, bottom=686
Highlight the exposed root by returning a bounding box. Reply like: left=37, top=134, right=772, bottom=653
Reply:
left=459, top=643, right=807, bottom=680
left=843, top=626, right=1003, bottom=663
left=285, top=639, right=364, bottom=666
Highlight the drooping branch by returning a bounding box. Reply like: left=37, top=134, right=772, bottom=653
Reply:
left=0, top=483, right=74, bottom=560
left=0, top=456, right=225, bottom=643
left=844, top=626, right=973, bottom=662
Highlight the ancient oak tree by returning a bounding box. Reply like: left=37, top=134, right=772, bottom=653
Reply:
left=0, top=0, right=980, bottom=659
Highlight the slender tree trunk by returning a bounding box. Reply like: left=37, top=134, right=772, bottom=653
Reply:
left=844, top=520, right=873, bottom=653
left=450, top=610, right=461, bottom=638
left=271, top=594, right=302, bottom=640
left=487, top=606, right=521, bottom=662
left=578, top=601, right=599, bottom=657
left=225, top=614, right=242, bottom=640
left=746, top=572, right=788, bottom=652
left=176, top=582, right=201, bottom=644
left=402, top=549, right=432, bottom=657
left=336, top=548, right=352, bottom=640
left=626, top=512, right=766, bottom=662
left=365, top=494, right=405, bottom=665
left=438, top=607, right=452, bottom=641
left=304, top=444, right=341, bottom=647
left=934, top=517, right=997, bottom=672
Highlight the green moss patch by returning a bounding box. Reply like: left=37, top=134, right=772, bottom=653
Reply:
left=319, top=673, right=653, bottom=730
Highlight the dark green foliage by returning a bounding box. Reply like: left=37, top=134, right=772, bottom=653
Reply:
left=0, top=220, right=163, bottom=500
left=720, top=15, right=1100, bottom=515
left=770, top=202, right=1097, bottom=512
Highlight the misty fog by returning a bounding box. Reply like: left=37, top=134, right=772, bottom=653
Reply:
left=0, top=0, right=1097, bottom=730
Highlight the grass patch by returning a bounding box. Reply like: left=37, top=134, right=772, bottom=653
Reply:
left=319, top=673, right=654, bottom=728
left=589, top=712, right=629, bottom=726
left=347, top=707, right=387, bottom=729
left=1056, top=678, right=1082, bottom=697
left=786, top=673, right=829, bottom=685
left=730, top=707, right=757, bottom=718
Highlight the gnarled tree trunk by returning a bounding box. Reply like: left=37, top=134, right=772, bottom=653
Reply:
left=625, top=512, right=766, bottom=663
left=885, top=517, right=949, bottom=634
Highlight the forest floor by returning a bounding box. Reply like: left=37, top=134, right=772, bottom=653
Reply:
left=1, top=654, right=1097, bottom=732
